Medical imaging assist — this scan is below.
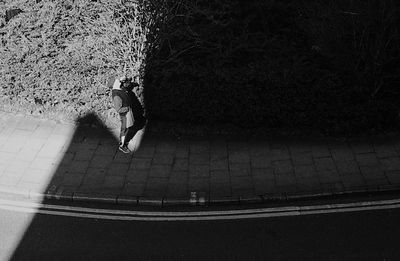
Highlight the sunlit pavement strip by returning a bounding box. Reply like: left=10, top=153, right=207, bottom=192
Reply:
left=1, top=198, right=400, bottom=222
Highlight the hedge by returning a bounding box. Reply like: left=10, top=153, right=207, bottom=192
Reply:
left=144, top=0, right=400, bottom=134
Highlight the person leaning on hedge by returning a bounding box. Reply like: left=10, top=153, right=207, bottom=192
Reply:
left=108, top=74, right=140, bottom=154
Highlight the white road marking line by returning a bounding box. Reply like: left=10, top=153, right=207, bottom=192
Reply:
left=1, top=198, right=400, bottom=221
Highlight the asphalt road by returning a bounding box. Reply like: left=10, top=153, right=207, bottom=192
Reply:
left=1, top=206, right=400, bottom=261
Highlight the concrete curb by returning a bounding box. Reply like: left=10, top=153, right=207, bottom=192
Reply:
left=1, top=184, right=400, bottom=207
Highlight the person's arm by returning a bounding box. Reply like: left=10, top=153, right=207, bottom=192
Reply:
left=113, top=96, right=129, bottom=114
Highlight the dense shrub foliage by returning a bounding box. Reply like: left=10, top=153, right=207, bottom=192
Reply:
left=0, top=0, right=148, bottom=123
left=1, top=0, right=400, bottom=134
left=144, top=0, right=400, bottom=134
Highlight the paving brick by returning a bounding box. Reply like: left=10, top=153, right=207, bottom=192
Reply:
left=37, top=139, right=67, bottom=157
left=52, top=166, right=70, bottom=178
left=171, top=158, right=188, bottom=171
left=320, top=182, right=345, bottom=193
left=230, top=163, right=251, bottom=177
left=252, top=168, right=275, bottom=180
left=113, top=152, right=133, bottom=163
left=341, top=173, right=366, bottom=189
left=210, top=157, right=229, bottom=170
left=149, top=164, right=171, bottom=178
left=232, top=188, right=255, bottom=198
left=133, top=145, right=155, bottom=158
left=210, top=182, right=231, bottom=198
left=385, top=171, right=400, bottom=184
left=318, top=169, right=341, bottom=183
left=364, top=178, right=389, bottom=187
left=188, top=177, right=209, bottom=192
left=30, top=157, right=57, bottom=171
left=355, top=153, right=380, bottom=167
left=251, top=156, right=272, bottom=169
left=0, top=164, right=7, bottom=176
left=69, top=160, right=90, bottom=174
left=24, top=138, right=47, bottom=150
left=145, top=177, right=169, bottom=196
left=1, top=136, right=26, bottom=153
left=52, top=124, right=75, bottom=136
left=74, top=149, right=96, bottom=161
left=95, top=144, right=117, bottom=156
left=168, top=171, right=188, bottom=184
left=189, top=153, right=209, bottom=165
left=229, top=150, right=250, bottom=163
left=253, top=178, right=276, bottom=195
left=130, top=158, right=152, bottom=170
left=230, top=173, right=254, bottom=189
left=13, top=129, right=33, bottom=139
left=252, top=170, right=276, bottom=192
left=336, top=161, right=360, bottom=175
left=296, top=177, right=320, bottom=192
left=126, top=169, right=148, bottom=183
left=210, top=170, right=230, bottom=183
left=272, top=160, right=293, bottom=174
left=80, top=174, right=105, bottom=188
left=189, top=164, right=209, bottom=178
left=0, top=152, right=15, bottom=164
left=59, top=152, right=75, bottom=166
left=107, top=163, right=129, bottom=176
left=166, top=182, right=188, bottom=198
left=15, top=147, right=40, bottom=162
left=62, top=173, right=84, bottom=187
left=314, top=157, right=336, bottom=171
left=17, top=181, right=45, bottom=192
left=0, top=174, right=22, bottom=186
left=153, top=152, right=174, bottom=165
left=86, top=167, right=107, bottom=177
left=155, top=140, right=176, bottom=152
left=123, top=182, right=146, bottom=196
left=294, top=165, right=318, bottom=179
left=16, top=118, right=40, bottom=132
left=32, top=121, right=56, bottom=137
left=291, top=152, right=313, bottom=166
left=89, top=155, right=113, bottom=169
left=359, top=165, right=386, bottom=181
left=275, top=172, right=296, bottom=187
left=103, top=175, right=125, bottom=189
left=380, top=157, right=400, bottom=172
left=21, top=169, right=53, bottom=185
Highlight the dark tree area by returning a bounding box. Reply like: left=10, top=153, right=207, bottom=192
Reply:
left=144, top=0, right=400, bottom=135
left=1, top=0, right=399, bottom=135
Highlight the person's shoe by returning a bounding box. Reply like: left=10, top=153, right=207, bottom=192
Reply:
left=119, top=145, right=131, bottom=154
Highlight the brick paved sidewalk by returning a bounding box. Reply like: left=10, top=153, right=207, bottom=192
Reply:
left=1, top=111, right=400, bottom=205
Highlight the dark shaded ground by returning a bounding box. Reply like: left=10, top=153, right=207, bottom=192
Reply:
left=4, top=207, right=400, bottom=260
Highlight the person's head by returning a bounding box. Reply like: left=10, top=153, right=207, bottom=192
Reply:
left=122, top=77, right=139, bottom=92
